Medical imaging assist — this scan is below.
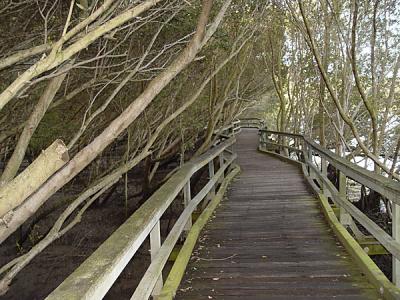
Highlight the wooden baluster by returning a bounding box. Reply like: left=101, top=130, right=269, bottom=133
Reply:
left=393, top=203, right=400, bottom=286
left=338, top=171, right=351, bottom=226
left=308, top=146, right=313, bottom=177
left=321, top=157, right=328, bottom=196
left=264, top=131, right=268, bottom=148
left=208, top=159, right=215, bottom=198
left=150, top=221, right=163, bottom=296
left=262, top=131, right=267, bottom=149
left=296, top=138, right=302, bottom=161
left=219, top=152, right=225, bottom=182
left=203, top=159, right=216, bottom=211
left=183, top=180, right=192, bottom=233
left=265, top=131, right=268, bottom=148
left=278, top=135, right=282, bottom=154
left=284, top=136, right=289, bottom=157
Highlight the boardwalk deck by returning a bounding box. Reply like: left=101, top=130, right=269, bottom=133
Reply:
left=175, top=129, right=380, bottom=300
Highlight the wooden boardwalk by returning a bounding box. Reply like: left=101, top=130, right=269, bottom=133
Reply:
left=176, top=129, right=379, bottom=300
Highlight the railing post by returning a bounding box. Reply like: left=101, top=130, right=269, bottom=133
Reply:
left=338, top=171, right=351, bottom=226
left=393, top=203, right=400, bottom=286
left=260, top=131, right=266, bottom=149
left=307, top=146, right=313, bottom=177
left=301, top=140, right=306, bottom=162
left=219, top=152, right=225, bottom=182
left=283, top=136, right=289, bottom=157
left=183, top=180, right=192, bottom=233
left=150, top=221, right=163, bottom=296
left=321, top=157, right=328, bottom=196
left=208, top=160, right=215, bottom=198
left=202, top=159, right=216, bottom=210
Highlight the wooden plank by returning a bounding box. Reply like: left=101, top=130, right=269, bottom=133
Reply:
left=393, top=203, right=400, bottom=286
left=176, top=129, right=380, bottom=300
left=150, top=221, right=163, bottom=296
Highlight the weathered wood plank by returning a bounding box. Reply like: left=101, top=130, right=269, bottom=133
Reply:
left=176, top=129, right=379, bottom=300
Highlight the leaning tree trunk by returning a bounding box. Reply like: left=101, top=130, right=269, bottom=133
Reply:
left=0, top=0, right=233, bottom=243
left=0, top=140, right=69, bottom=222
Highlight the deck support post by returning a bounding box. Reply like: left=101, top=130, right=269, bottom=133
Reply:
left=150, top=220, right=163, bottom=296
left=183, top=180, right=192, bottom=233
left=338, top=171, right=351, bottom=226
left=393, top=203, right=400, bottom=286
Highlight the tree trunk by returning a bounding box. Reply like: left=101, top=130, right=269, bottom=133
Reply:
left=1, top=62, right=71, bottom=183
left=0, top=140, right=68, bottom=221
left=0, top=0, right=231, bottom=243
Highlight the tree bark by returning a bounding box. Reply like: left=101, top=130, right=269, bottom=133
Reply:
left=0, top=0, right=232, bottom=244
left=0, top=140, right=68, bottom=221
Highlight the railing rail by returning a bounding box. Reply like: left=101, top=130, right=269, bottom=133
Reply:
left=46, top=124, right=239, bottom=300
left=238, top=117, right=265, bottom=129
left=213, top=120, right=241, bottom=142
left=259, top=129, right=400, bottom=289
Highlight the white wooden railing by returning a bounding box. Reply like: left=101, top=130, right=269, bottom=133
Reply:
left=239, top=117, right=265, bottom=129
left=46, top=123, right=240, bottom=300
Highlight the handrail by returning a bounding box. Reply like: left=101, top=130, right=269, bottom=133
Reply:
left=46, top=127, right=238, bottom=300
left=305, top=160, right=400, bottom=259
left=262, top=129, right=303, bottom=139
left=306, top=138, right=399, bottom=201
left=132, top=154, right=236, bottom=299
left=214, top=121, right=241, bottom=139
left=258, top=129, right=400, bottom=291
left=238, top=117, right=265, bottom=129
left=260, top=129, right=400, bottom=202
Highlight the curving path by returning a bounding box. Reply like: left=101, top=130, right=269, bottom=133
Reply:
left=175, top=129, right=379, bottom=300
